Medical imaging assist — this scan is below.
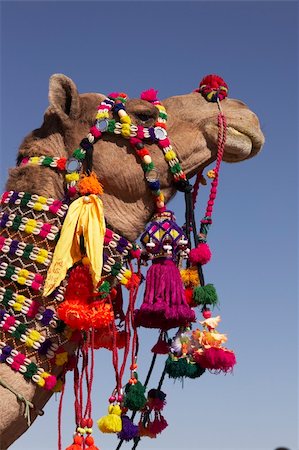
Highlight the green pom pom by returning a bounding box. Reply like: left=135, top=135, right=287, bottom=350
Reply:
left=165, top=356, right=205, bottom=379
left=165, top=356, right=187, bottom=379
left=193, top=284, right=218, bottom=307
left=184, top=361, right=205, bottom=379
left=124, top=381, right=147, bottom=411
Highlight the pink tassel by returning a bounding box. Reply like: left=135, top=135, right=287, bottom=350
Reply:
left=189, top=243, right=211, bottom=265
left=193, top=347, right=236, bottom=373
left=134, top=259, right=195, bottom=330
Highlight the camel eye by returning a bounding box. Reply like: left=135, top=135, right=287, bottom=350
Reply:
left=136, top=113, right=152, bottom=122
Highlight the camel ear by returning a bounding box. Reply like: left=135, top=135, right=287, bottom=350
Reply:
left=48, top=74, right=81, bottom=121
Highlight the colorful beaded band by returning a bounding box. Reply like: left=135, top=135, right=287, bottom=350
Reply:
left=1, top=191, right=68, bottom=218
left=0, top=236, right=52, bottom=266
left=20, top=155, right=67, bottom=171
left=0, top=286, right=63, bottom=328
left=0, top=262, right=44, bottom=291
left=0, top=211, right=59, bottom=240
left=18, top=91, right=187, bottom=206
left=103, top=228, right=132, bottom=255
left=0, top=341, right=57, bottom=390
left=0, top=309, right=62, bottom=360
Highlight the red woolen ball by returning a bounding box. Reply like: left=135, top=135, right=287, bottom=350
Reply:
left=202, top=309, right=212, bottom=319
left=85, top=435, right=94, bottom=446
left=189, top=243, right=211, bottom=265
left=199, top=74, right=228, bottom=90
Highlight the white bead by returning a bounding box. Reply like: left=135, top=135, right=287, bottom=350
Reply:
left=143, top=155, right=152, bottom=164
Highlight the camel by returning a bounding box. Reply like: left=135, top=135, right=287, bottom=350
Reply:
left=0, top=74, right=264, bottom=448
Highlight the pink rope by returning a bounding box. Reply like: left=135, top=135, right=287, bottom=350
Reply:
left=204, top=111, right=227, bottom=220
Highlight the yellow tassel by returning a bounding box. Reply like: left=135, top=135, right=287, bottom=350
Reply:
left=43, top=194, right=106, bottom=296
left=97, top=404, right=122, bottom=433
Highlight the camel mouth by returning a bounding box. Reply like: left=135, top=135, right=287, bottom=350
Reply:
left=204, top=123, right=264, bottom=163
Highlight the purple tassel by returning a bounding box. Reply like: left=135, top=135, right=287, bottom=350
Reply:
left=117, top=415, right=139, bottom=441
left=134, top=258, right=195, bottom=330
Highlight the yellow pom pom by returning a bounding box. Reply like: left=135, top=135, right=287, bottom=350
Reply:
left=33, top=203, right=43, bottom=211
left=97, top=404, right=122, bottom=433
left=29, top=330, right=41, bottom=341
left=30, top=157, right=39, bottom=165
left=120, top=115, right=131, bottom=124
left=207, top=169, right=216, bottom=179
left=16, top=295, right=25, bottom=304
left=96, top=111, right=109, bottom=119
left=13, top=302, right=22, bottom=312
left=165, top=150, right=176, bottom=161
left=19, top=269, right=29, bottom=277
left=180, top=266, right=200, bottom=287
left=55, top=351, right=68, bottom=366
left=17, top=276, right=26, bottom=285
left=36, top=377, right=45, bottom=388
left=25, top=337, right=34, bottom=348
left=38, top=196, right=47, bottom=204
left=65, top=172, right=80, bottom=183
left=122, top=269, right=132, bottom=279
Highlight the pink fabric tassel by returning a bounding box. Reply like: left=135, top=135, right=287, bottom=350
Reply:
left=134, top=259, right=195, bottom=330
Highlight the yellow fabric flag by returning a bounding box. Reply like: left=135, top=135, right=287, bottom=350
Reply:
left=43, top=194, right=106, bottom=296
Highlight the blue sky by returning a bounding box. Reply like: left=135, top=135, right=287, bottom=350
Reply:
left=0, top=1, right=298, bottom=450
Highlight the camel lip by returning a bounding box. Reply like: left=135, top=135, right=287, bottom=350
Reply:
left=203, top=122, right=264, bottom=162
left=226, top=124, right=265, bottom=157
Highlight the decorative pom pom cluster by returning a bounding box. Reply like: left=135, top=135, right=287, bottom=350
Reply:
left=198, top=74, right=228, bottom=102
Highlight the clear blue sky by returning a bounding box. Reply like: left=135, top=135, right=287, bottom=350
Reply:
left=0, top=1, right=298, bottom=450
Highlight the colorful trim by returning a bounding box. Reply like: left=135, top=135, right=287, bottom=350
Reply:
left=0, top=236, right=52, bottom=266
left=0, top=262, right=44, bottom=291
left=1, top=191, right=68, bottom=218
left=0, top=286, right=62, bottom=328
left=20, top=156, right=67, bottom=171
left=0, top=341, right=57, bottom=390
left=0, top=211, right=59, bottom=240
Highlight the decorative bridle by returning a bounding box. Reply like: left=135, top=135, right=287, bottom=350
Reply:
left=0, top=74, right=236, bottom=450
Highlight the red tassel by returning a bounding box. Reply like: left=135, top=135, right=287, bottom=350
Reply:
left=65, top=434, right=83, bottom=450
left=151, top=334, right=169, bottom=354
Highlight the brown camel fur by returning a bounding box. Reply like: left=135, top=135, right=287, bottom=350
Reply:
left=0, top=74, right=264, bottom=448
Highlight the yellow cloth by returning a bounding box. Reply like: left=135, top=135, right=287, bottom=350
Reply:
left=43, top=194, right=106, bottom=296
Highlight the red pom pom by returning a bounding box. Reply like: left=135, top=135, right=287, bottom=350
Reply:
left=68, top=186, right=77, bottom=197
left=65, top=265, right=93, bottom=303
left=140, top=88, right=158, bottom=103
left=200, top=74, right=227, bottom=90
left=189, top=243, right=211, bottom=265
left=57, top=300, right=90, bottom=330
left=85, top=435, right=94, bottom=446
left=65, top=434, right=83, bottom=450
left=44, top=375, right=57, bottom=390
left=130, top=248, right=141, bottom=259
left=198, top=74, right=228, bottom=102
left=108, top=92, right=120, bottom=99
left=202, top=309, right=212, bottom=319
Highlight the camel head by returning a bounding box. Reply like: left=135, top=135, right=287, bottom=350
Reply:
left=6, top=74, right=264, bottom=241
